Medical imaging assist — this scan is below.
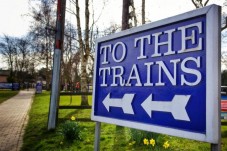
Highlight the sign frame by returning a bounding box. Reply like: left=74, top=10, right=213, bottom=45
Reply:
left=91, top=5, right=221, bottom=143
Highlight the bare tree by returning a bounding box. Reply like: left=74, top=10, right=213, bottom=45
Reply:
left=61, top=22, right=79, bottom=90
left=191, top=0, right=209, bottom=8
left=0, top=35, right=16, bottom=82
left=29, top=0, right=56, bottom=89
left=74, top=0, right=91, bottom=105
left=0, top=35, right=36, bottom=83
left=18, top=36, right=36, bottom=83
left=16, top=37, right=31, bottom=71
left=65, top=0, right=107, bottom=100
left=14, top=37, right=33, bottom=82
left=98, top=24, right=120, bottom=37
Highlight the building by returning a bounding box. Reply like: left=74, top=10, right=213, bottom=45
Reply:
left=0, top=70, right=10, bottom=82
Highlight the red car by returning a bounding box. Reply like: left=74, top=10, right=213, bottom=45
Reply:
left=221, top=100, right=227, bottom=119
left=221, top=100, right=227, bottom=112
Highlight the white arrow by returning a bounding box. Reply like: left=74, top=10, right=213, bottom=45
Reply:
left=141, top=94, right=191, bottom=121
left=103, top=93, right=135, bottom=114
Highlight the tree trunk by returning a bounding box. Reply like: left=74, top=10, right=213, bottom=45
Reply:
left=75, top=0, right=89, bottom=105
left=45, top=30, right=50, bottom=90
left=130, top=0, right=137, bottom=27
left=122, top=0, right=130, bottom=30
left=81, top=55, right=88, bottom=105
left=81, top=0, right=90, bottom=105
left=142, top=0, right=145, bottom=24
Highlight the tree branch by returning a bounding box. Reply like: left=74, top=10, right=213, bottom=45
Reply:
left=204, top=0, right=209, bottom=6
left=191, top=0, right=199, bottom=8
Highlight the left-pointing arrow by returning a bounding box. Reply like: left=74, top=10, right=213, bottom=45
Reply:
left=141, top=94, right=191, bottom=121
left=103, top=93, right=135, bottom=114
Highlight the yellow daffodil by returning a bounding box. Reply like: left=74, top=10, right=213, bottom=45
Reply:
left=132, top=141, right=136, bottom=145
left=163, top=141, right=170, bottom=149
left=150, top=138, right=155, bottom=147
left=71, top=116, right=76, bottom=121
left=143, top=138, right=149, bottom=145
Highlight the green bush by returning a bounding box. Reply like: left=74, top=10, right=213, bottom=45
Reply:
left=59, top=120, right=82, bottom=141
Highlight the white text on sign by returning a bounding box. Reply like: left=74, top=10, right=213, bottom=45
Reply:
left=99, top=22, right=203, bottom=87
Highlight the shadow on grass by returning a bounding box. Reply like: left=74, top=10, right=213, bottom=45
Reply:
left=58, top=109, right=92, bottom=124
left=112, top=126, right=127, bottom=150
left=222, top=131, right=227, bottom=138
left=222, top=120, right=227, bottom=126
left=222, top=120, right=227, bottom=138
left=59, top=117, right=91, bottom=122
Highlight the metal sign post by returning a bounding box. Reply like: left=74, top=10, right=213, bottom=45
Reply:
left=94, top=122, right=101, bottom=151
left=48, top=0, right=66, bottom=130
left=92, top=5, right=221, bottom=150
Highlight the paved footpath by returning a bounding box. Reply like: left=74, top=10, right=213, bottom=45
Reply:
left=0, top=90, right=35, bottom=151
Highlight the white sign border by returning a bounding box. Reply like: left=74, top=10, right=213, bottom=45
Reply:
left=91, top=4, right=221, bottom=143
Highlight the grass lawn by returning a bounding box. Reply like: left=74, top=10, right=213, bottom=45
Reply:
left=0, top=90, right=19, bottom=104
left=22, top=91, right=227, bottom=151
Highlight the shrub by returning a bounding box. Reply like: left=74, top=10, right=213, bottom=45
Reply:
left=59, top=120, right=82, bottom=141
left=128, top=128, right=172, bottom=150
left=129, top=128, right=163, bottom=145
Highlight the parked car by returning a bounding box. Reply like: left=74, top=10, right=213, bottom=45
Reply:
left=221, top=86, right=227, bottom=119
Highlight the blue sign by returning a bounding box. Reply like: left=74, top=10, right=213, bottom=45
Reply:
left=0, top=83, right=12, bottom=89
left=92, top=5, right=220, bottom=143
left=36, top=83, right=42, bottom=93
left=12, top=83, right=20, bottom=90
left=0, top=83, right=20, bottom=90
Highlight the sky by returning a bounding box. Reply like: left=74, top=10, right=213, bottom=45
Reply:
left=0, top=0, right=31, bottom=37
left=0, top=0, right=225, bottom=69
left=0, top=0, right=224, bottom=37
